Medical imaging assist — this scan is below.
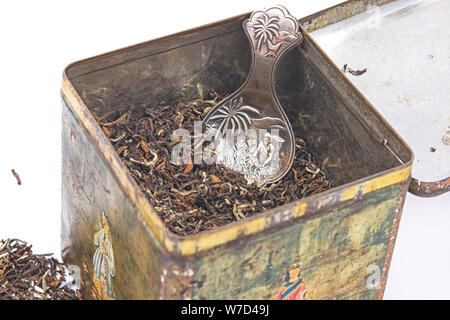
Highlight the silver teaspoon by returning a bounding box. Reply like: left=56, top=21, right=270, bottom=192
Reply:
left=202, top=5, right=303, bottom=186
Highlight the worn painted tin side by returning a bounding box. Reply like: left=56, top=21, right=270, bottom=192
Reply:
left=189, top=181, right=409, bottom=300
left=62, top=99, right=162, bottom=299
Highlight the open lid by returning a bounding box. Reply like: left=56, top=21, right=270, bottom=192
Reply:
left=300, top=0, right=449, bottom=197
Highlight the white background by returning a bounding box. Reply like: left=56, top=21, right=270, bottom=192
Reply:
left=0, top=0, right=448, bottom=299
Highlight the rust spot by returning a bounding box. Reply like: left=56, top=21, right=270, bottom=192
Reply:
left=396, top=95, right=411, bottom=107
left=409, top=177, right=450, bottom=197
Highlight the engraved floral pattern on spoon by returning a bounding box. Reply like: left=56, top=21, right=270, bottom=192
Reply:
left=205, top=96, right=287, bottom=139
left=246, top=7, right=301, bottom=57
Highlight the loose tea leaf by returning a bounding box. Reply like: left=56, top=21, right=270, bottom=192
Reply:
left=11, top=169, right=21, bottom=185
left=0, top=239, right=80, bottom=300
left=101, top=90, right=333, bottom=235
left=342, top=64, right=367, bottom=76
left=348, top=67, right=367, bottom=76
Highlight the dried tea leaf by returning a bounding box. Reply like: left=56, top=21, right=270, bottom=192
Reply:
left=209, top=175, right=221, bottom=183
left=184, top=161, right=194, bottom=174
left=342, top=64, right=367, bottom=76
left=141, top=140, right=150, bottom=154
left=348, top=67, right=367, bottom=76
left=168, top=136, right=183, bottom=147
left=0, top=238, right=80, bottom=300
left=102, top=126, right=112, bottom=137
left=11, top=169, right=21, bottom=185
left=100, top=113, right=128, bottom=127
left=116, top=145, right=128, bottom=155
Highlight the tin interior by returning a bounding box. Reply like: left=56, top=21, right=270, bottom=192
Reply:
left=303, top=0, right=449, bottom=190
left=65, top=14, right=412, bottom=198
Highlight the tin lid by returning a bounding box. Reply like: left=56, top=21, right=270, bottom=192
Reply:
left=301, top=0, right=449, bottom=197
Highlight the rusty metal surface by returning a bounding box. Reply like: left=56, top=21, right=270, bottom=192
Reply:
left=61, top=9, right=414, bottom=299
left=409, top=177, right=450, bottom=197
left=376, top=176, right=409, bottom=299
left=304, top=0, right=450, bottom=197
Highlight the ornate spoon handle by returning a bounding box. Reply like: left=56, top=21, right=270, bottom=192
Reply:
left=244, top=6, right=302, bottom=60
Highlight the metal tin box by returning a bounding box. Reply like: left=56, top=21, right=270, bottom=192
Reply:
left=61, top=4, right=415, bottom=299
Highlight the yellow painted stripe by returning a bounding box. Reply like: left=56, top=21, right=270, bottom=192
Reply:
left=293, top=202, right=308, bottom=218
left=179, top=215, right=268, bottom=256
left=341, top=166, right=411, bottom=202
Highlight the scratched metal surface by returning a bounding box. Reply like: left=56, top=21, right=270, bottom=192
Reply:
left=309, top=0, right=450, bottom=183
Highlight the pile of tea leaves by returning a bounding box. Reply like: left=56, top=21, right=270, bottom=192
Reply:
left=99, top=90, right=333, bottom=235
left=0, top=239, right=80, bottom=300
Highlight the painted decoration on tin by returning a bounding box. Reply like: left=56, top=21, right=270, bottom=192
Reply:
left=92, top=211, right=116, bottom=300
left=274, top=262, right=309, bottom=300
